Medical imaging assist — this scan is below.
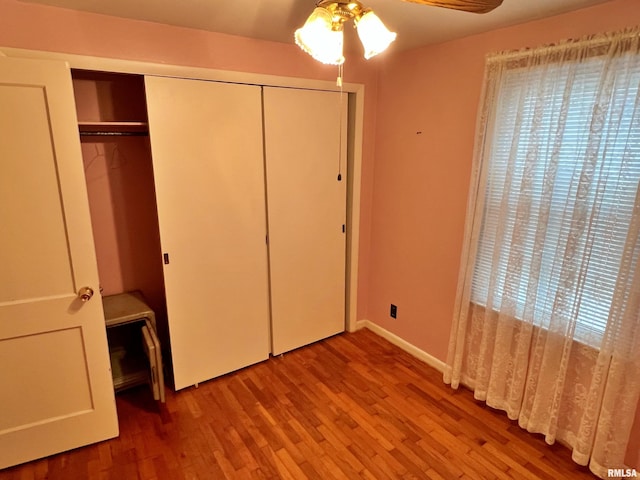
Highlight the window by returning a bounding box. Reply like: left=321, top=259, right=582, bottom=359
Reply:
left=470, top=54, right=640, bottom=346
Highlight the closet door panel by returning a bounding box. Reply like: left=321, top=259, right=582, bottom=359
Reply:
left=263, top=87, right=347, bottom=355
left=145, top=77, right=270, bottom=390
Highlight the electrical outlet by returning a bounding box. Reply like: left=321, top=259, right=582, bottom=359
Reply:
left=390, top=304, right=397, bottom=319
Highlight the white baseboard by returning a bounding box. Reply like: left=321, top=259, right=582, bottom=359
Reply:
left=355, top=320, right=446, bottom=373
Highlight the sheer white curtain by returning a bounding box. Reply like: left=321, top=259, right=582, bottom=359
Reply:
left=445, top=28, right=640, bottom=478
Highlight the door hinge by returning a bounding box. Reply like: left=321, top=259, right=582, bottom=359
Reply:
left=342, top=224, right=346, bottom=233
left=163, top=253, right=170, bottom=264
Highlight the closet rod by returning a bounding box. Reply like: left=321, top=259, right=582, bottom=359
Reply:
left=80, top=131, right=149, bottom=137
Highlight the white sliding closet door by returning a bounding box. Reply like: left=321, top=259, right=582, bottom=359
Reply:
left=0, top=58, right=118, bottom=468
left=263, top=87, right=347, bottom=355
left=145, top=77, right=270, bottom=390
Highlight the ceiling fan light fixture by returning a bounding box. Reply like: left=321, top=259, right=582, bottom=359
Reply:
left=355, top=10, right=396, bottom=59
left=295, top=1, right=393, bottom=65
left=295, top=7, right=345, bottom=65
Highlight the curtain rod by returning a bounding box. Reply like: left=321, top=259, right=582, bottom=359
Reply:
left=487, top=28, right=640, bottom=63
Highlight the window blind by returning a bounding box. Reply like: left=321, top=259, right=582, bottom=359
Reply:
left=470, top=54, right=640, bottom=346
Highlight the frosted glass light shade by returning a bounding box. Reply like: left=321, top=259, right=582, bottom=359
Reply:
left=295, top=7, right=345, bottom=65
left=356, top=11, right=396, bottom=59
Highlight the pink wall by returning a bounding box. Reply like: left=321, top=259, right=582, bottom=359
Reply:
left=369, top=0, right=640, bottom=468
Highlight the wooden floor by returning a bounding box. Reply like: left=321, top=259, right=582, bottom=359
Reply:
left=1, top=329, right=595, bottom=480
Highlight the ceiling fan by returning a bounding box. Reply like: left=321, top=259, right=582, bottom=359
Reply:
left=295, top=0, right=504, bottom=65
left=402, top=0, right=503, bottom=14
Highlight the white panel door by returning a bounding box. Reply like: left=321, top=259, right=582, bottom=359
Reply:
left=145, top=76, right=270, bottom=390
left=263, top=87, right=347, bottom=355
left=0, top=58, right=118, bottom=468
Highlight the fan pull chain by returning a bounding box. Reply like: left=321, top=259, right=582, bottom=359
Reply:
left=337, top=63, right=344, bottom=182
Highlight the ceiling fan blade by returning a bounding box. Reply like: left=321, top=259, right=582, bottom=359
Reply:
left=400, top=0, right=503, bottom=14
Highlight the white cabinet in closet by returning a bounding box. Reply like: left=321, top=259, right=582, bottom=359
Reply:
left=144, top=76, right=271, bottom=390
left=263, top=87, right=347, bottom=355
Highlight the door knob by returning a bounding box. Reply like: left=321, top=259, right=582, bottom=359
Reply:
left=78, top=287, right=94, bottom=302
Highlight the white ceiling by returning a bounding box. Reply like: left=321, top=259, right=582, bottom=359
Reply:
left=22, top=0, right=614, bottom=53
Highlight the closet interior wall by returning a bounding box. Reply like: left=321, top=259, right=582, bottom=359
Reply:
left=72, top=70, right=168, bottom=349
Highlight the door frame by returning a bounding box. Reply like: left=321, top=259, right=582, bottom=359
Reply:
left=0, top=46, right=364, bottom=334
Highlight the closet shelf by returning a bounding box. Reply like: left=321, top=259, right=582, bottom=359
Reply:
left=78, top=121, right=149, bottom=136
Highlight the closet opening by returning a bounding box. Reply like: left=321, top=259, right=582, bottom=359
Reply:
left=72, top=69, right=169, bottom=403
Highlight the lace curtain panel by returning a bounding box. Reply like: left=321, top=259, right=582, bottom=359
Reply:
left=445, top=28, right=640, bottom=478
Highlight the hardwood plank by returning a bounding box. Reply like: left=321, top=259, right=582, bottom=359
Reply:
left=0, top=329, right=597, bottom=480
